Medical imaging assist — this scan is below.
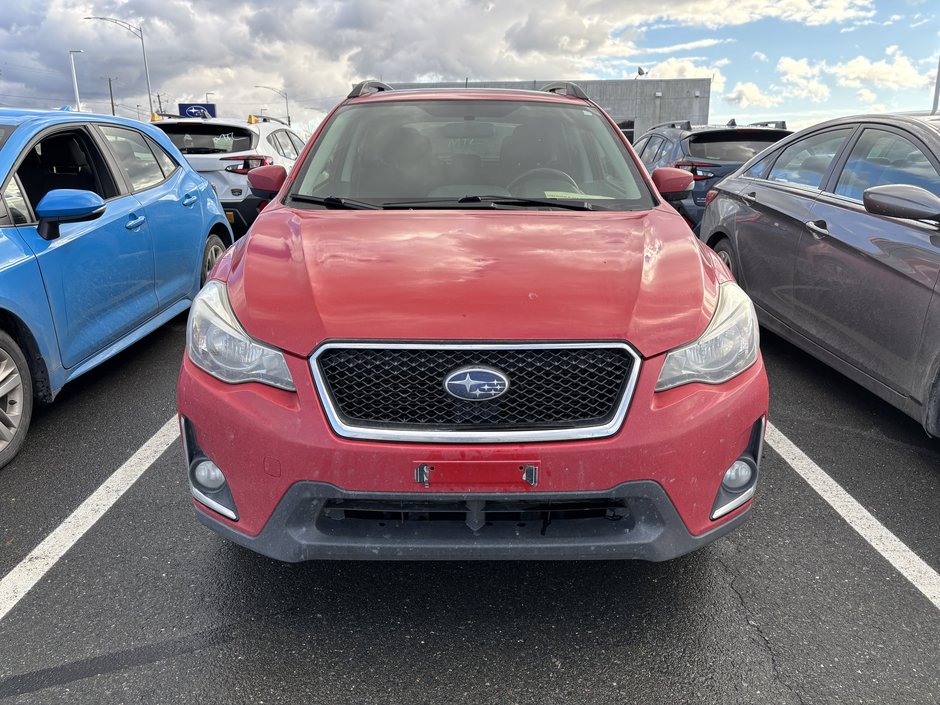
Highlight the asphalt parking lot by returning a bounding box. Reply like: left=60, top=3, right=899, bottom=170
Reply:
left=0, top=316, right=938, bottom=704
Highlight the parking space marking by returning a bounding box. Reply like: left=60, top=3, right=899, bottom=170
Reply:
left=766, top=422, right=940, bottom=610
left=0, top=417, right=179, bottom=623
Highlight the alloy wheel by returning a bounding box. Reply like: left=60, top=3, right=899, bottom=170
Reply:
left=0, top=351, right=24, bottom=453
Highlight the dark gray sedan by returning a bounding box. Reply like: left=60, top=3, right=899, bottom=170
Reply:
left=699, top=113, right=940, bottom=436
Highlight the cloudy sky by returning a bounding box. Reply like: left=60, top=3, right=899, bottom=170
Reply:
left=1, top=0, right=937, bottom=136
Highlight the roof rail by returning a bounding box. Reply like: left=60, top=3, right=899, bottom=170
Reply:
left=748, top=120, right=788, bottom=129
left=248, top=114, right=289, bottom=126
left=541, top=82, right=589, bottom=100
left=348, top=80, right=394, bottom=99
left=648, top=120, right=692, bottom=131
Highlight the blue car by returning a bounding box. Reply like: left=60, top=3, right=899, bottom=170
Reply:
left=0, top=109, right=233, bottom=468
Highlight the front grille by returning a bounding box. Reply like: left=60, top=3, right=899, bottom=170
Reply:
left=311, top=343, right=640, bottom=442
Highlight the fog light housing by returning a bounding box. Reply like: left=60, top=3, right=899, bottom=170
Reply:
left=722, top=460, right=753, bottom=492
left=194, top=459, right=226, bottom=491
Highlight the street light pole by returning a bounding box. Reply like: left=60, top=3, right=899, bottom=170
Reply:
left=69, top=50, right=84, bottom=111
left=206, top=91, right=214, bottom=105
left=84, top=16, right=154, bottom=116
left=107, top=77, right=116, bottom=115
left=255, top=85, right=291, bottom=126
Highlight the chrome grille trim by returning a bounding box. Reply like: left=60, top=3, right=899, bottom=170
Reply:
left=309, top=342, right=641, bottom=443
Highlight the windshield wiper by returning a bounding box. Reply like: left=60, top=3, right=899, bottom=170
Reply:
left=384, top=195, right=596, bottom=211
left=287, top=194, right=383, bottom=210
left=458, top=195, right=596, bottom=211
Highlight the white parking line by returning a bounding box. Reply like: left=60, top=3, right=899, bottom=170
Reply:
left=2, top=416, right=937, bottom=622
left=766, top=422, right=940, bottom=610
left=0, top=417, right=179, bottom=623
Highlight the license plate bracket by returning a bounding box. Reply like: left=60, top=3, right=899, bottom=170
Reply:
left=414, top=460, right=539, bottom=488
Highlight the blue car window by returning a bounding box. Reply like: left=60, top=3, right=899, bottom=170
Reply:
left=767, top=129, right=853, bottom=189
left=100, top=126, right=165, bottom=192
left=146, top=135, right=179, bottom=178
left=834, top=129, right=940, bottom=201
left=2, top=177, right=31, bottom=224
left=16, top=130, right=116, bottom=206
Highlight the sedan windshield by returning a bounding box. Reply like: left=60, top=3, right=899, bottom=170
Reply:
left=291, top=100, right=655, bottom=210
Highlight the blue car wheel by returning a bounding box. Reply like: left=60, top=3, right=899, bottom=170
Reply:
left=0, top=330, right=32, bottom=469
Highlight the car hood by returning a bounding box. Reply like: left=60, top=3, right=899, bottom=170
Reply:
left=224, top=206, right=721, bottom=358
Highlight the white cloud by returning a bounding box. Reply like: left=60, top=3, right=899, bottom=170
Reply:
left=752, top=51, right=768, bottom=62
left=776, top=56, right=831, bottom=102
left=886, top=45, right=898, bottom=55
left=856, top=88, right=877, bottom=102
left=724, top=82, right=783, bottom=108
left=647, top=57, right=727, bottom=92
left=636, top=38, right=734, bottom=55
left=593, top=0, right=876, bottom=30
left=825, top=50, right=932, bottom=89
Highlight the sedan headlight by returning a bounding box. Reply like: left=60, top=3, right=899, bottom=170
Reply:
left=187, top=280, right=295, bottom=391
left=655, top=282, right=759, bottom=391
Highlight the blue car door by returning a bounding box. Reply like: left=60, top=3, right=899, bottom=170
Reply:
left=96, top=125, right=205, bottom=307
left=9, top=126, right=157, bottom=369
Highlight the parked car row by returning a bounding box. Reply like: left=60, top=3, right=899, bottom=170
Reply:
left=3, top=86, right=936, bottom=568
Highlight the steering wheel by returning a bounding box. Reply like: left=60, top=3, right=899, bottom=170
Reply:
left=506, top=167, right=582, bottom=195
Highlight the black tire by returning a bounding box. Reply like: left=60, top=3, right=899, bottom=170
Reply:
left=712, top=237, right=737, bottom=279
left=201, top=234, right=227, bottom=287
left=0, top=330, right=33, bottom=470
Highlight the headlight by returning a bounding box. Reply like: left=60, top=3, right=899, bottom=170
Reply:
left=655, top=282, right=759, bottom=391
left=187, top=280, right=295, bottom=391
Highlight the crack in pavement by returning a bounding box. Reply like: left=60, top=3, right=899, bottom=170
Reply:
left=714, top=551, right=807, bottom=705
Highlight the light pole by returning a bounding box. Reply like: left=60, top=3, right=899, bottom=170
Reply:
left=205, top=91, right=214, bottom=105
left=633, top=67, right=647, bottom=139
left=84, top=16, right=154, bottom=116
left=68, top=50, right=84, bottom=111
left=255, top=85, right=291, bottom=126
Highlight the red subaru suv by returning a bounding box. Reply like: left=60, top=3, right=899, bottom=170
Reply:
left=177, top=81, right=769, bottom=561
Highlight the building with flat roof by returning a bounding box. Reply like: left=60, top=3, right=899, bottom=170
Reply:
left=390, top=78, right=711, bottom=141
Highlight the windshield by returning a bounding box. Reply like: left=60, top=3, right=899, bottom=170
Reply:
left=291, top=100, right=655, bottom=210
left=687, top=130, right=789, bottom=162
left=154, top=123, right=257, bottom=154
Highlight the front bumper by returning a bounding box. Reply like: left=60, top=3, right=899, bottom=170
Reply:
left=193, top=480, right=751, bottom=561
left=178, top=344, right=769, bottom=561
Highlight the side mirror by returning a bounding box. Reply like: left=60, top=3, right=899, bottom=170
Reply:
left=36, top=189, right=106, bottom=241
left=248, top=165, right=288, bottom=200
left=863, top=184, right=940, bottom=224
left=651, top=167, right=694, bottom=203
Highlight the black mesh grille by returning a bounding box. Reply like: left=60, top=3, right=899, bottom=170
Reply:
left=316, top=346, right=635, bottom=431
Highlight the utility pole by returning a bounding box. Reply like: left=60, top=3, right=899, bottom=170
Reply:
left=156, top=93, right=163, bottom=113
left=107, top=77, right=116, bottom=115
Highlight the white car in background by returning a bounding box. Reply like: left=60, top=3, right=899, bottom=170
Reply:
left=152, top=115, right=305, bottom=233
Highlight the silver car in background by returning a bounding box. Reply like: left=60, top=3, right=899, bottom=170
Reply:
left=153, top=115, right=305, bottom=233
left=699, top=113, right=940, bottom=435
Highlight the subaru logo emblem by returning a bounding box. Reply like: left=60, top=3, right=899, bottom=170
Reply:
left=444, top=367, right=509, bottom=401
